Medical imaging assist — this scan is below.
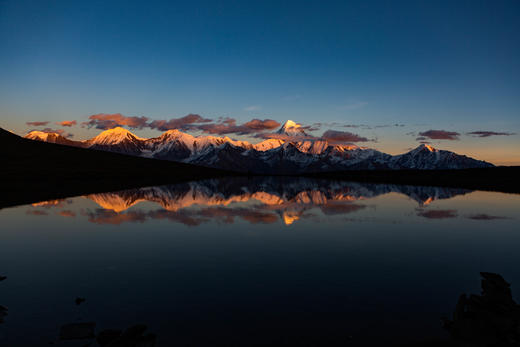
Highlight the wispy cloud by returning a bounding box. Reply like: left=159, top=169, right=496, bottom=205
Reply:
left=57, top=120, right=77, bottom=127
left=26, top=121, right=49, bottom=127
left=322, top=130, right=372, bottom=143
left=244, top=105, right=261, bottom=112
left=418, top=130, right=460, bottom=141
left=467, top=131, right=516, bottom=138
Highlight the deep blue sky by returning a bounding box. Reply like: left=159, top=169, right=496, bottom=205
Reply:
left=1, top=0, right=519, bottom=163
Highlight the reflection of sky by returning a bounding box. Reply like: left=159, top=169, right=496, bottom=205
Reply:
left=0, top=181, right=519, bottom=345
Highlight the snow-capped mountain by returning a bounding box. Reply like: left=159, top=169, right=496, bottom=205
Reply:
left=388, top=143, right=493, bottom=170
left=24, top=131, right=83, bottom=147
left=276, top=120, right=308, bottom=137
left=23, top=123, right=494, bottom=173
left=85, top=127, right=146, bottom=155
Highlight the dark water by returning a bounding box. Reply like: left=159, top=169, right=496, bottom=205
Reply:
left=0, top=177, right=519, bottom=346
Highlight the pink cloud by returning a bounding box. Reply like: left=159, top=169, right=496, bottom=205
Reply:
left=322, top=130, right=371, bottom=143
left=195, top=118, right=280, bottom=135
left=57, top=120, right=77, bottom=127
left=148, top=114, right=212, bottom=131
left=83, top=113, right=149, bottom=130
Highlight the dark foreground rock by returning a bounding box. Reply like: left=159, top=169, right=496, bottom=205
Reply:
left=0, top=305, right=7, bottom=324
left=0, top=276, right=6, bottom=324
left=444, top=272, right=520, bottom=346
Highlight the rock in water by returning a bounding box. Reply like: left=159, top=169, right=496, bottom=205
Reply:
left=445, top=272, right=520, bottom=345
left=74, top=297, right=86, bottom=306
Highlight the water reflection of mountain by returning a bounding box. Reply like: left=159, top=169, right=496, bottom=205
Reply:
left=80, top=177, right=472, bottom=226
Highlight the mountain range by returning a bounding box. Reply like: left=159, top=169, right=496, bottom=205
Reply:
left=24, top=120, right=494, bottom=173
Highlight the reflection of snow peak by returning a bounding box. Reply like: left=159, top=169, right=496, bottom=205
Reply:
left=80, top=177, right=472, bottom=226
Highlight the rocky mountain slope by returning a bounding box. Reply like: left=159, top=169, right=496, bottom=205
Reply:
left=24, top=120, right=494, bottom=173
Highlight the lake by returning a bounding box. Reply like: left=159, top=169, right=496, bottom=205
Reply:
left=0, top=176, right=519, bottom=346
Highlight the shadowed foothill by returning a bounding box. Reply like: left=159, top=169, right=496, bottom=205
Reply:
left=0, top=127, right=234, bottom=208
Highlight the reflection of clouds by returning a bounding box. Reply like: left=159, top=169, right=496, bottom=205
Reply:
left=77, top=178, right=471, bottom=214
left=198, top=207, right=279, bottom=224
left=58, top=210, right=76, bottom=217
left=85, top=209, right=147, bottom=225
left=466, top=214, right=510, bottom=221
left=417, top=209, right=458, bottom=219
left=319, top=202, right=366, bottom=215
left=26, top=210, right=48, bottom=216
left=147, top=210, right=207, bottom=226
left=84, top=207, right=281, bottom=227
left=40, top=178, right=474, bottom=226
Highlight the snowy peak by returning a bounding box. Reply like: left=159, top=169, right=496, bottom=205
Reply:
left=253, top=139, right=284, bottom=151
left=25, top=130, right=59, bottom=141
left=294, top=140, right=329, bottom=155
left=21, top=123, right=494, bottom=172
left=89, top=127, right=144, bottom=145
left=410, top=143, right=437, bottom=154
left=276, top=120, right=308, bottom=137
left=24, top=130, right=80, bottom=146
left=155, top=129, right=195, bottom=143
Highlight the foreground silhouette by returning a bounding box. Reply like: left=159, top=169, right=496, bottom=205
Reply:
left=443, top=272, right=520, bottom=346
left=0, top=276, right=6, bottom=325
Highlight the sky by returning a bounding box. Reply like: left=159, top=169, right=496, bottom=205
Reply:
left=1, top=0, right=519, bottom=165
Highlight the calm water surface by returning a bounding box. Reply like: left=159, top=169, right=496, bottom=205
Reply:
left=0, top=177, right=519, bottom=346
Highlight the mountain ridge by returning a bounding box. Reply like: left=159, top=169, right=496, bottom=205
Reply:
left=24, top=122, right=494, bottom=173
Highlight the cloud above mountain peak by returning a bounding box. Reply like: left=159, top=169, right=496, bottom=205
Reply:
left=83, top=113, right=149, bottom=130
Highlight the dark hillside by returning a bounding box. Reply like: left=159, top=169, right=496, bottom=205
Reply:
left=0, top=128, right=235, bottom=208
left=307, top=167, right=520, bottom=195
